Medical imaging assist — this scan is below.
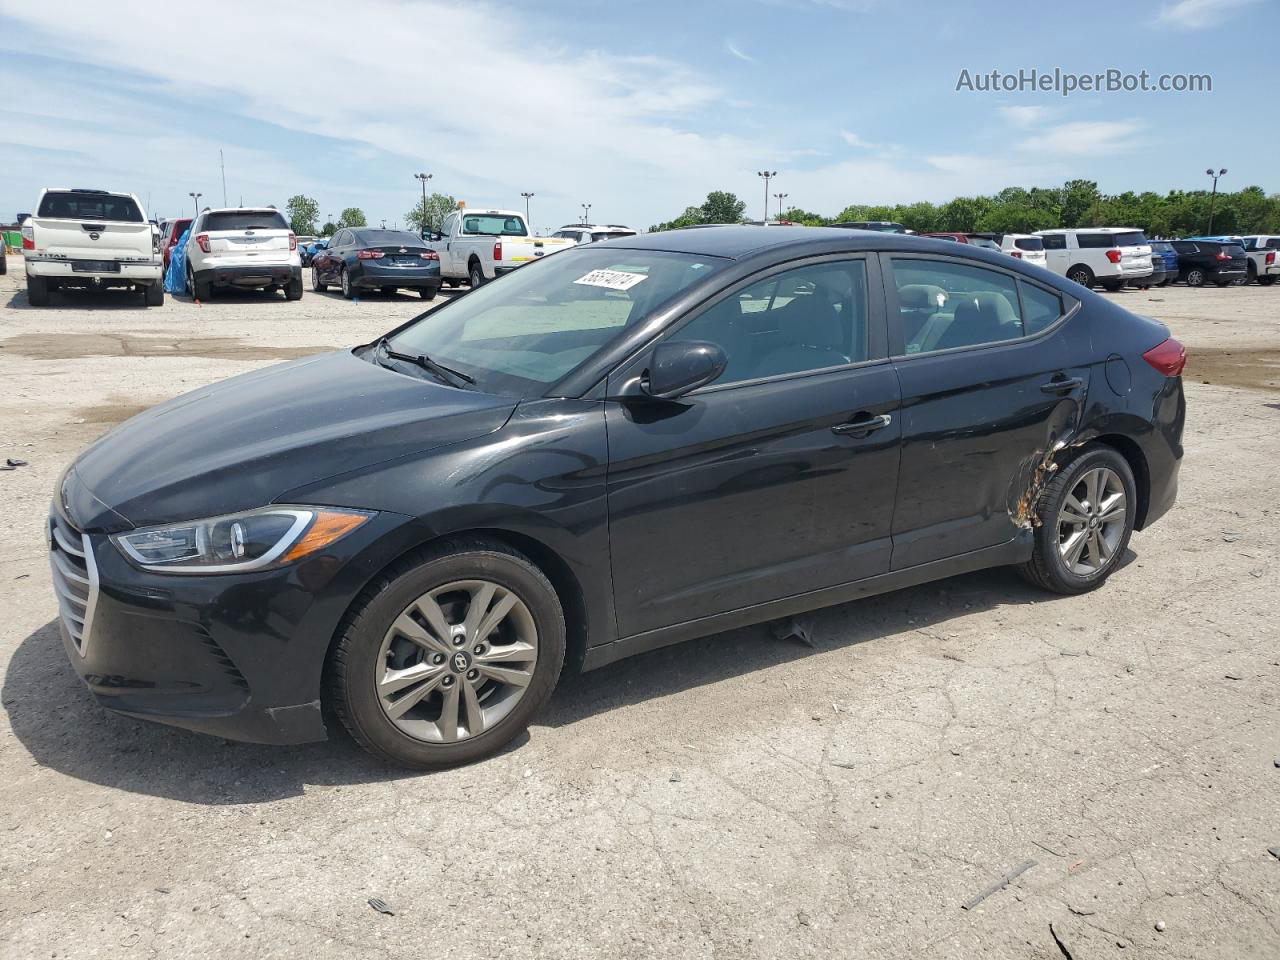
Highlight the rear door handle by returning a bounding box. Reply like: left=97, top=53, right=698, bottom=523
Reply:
left=831, top=413, right=893, bottom=436
left=1040, top=376, right=1084, bottom=393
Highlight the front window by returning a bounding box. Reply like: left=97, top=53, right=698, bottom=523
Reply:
left=381, top=249, right=727, bottom=395
left=460, top=214, right=528, bottom=237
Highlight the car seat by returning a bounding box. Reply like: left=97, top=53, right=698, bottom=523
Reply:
left=935, top=291, right=1018, bottom=350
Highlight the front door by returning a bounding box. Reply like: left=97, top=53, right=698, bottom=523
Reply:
left=883, top=254, right=1092, bottom=568
left=604, top=257, right=901, bottom=638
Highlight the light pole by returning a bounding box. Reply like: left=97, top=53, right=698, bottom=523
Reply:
left=773, top=192, right=789, bottom=221
left=581, top=203, right=591, bottom=225
left=1205, top=167, right=1227, bottom=235
left=188, top=191, right=202, bottom=218
left=521, top=192, right=534, bottom=227
left=380, top=219, right=387, bottom=229
left=756, top=171, right=776, bottom=223
left=414, top=172, right=432, bottom=233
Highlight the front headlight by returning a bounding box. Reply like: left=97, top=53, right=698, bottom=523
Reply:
left=111, top=506, right=373, bottom=574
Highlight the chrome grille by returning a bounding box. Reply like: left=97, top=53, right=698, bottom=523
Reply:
left=49, top=512, right=99, bottom=656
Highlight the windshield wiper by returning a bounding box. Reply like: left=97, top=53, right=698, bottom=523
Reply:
left=375, top=337, right=476, bottom=388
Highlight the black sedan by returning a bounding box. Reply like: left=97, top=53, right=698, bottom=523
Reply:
left=311, top=227, right=441, bottom=298
left=49, top=227, right=1185, bottom=768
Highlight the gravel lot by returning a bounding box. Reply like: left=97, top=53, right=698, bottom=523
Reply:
left=1, top=265, right=1278, bottom=959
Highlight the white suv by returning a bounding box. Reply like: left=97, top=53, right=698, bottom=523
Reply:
left=1034, top=227, right=1153, bottom=291
left=22, top=188, right=163, bottom=306
left=184, top=207, right=302, bottom=300
left=550, top=224, right=639, bottom=245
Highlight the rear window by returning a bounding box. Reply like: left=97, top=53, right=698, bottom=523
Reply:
left=590, top=232, right=636, bottom=242
left=1014, top=237, right=1044, bottom=252
left=460, top=214, right=528, bottom=237
left=353, top=230, right=424, bottom=246
left=1113, top=231, right=1148, bottom=247
left=1171, top=241, right=1198, bottom=253
left=1222, top=245, right=1246, bottom=258
left=38, top=191, right=142, bottom=222
left=1150, top=241, right=1173, bottom=253
left=203, top=210, right=289, bottom=231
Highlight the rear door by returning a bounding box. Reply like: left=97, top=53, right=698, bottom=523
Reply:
left=884, top=254, right=1090, bottom=568
left=604, top=255, right=901, bottom=637
left=31, top=190, right=151, bottom=261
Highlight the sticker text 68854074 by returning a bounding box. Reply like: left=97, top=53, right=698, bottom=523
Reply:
left=573, top=269, right=648, bottom=291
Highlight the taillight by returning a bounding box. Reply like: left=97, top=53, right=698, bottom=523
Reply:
left=1105, top=249, right=1122, bottom=264
left=1267, top=252, right=1276, bottom=265
left=1143, top=337, right=1186, bottom=377
left=493, top=241, right=503, bottom=261
left=21, top=223, right=34, bottom=250
left=420, top=251, right=440, bottom=261
left=1010, top=250, right=1022, bottom=259
left=356, top=249, right=385, bottom=259
left=1214, top=251, right=1230, bottom=261
left=195, top=233, right=211, bottom=253
left=288, top=232, right=297, bottom=251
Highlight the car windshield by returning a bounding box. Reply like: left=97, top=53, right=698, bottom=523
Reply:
left=1114, top=231, right=1149, bottom=247
left=460, top=214, right=528, bottom=237
left=1014, top=237, right=1044, bottom=251
left=381, top=248, right=727, bottom=395
left=204, top=210, right=289, bottom=231
left=354, top=230, right=424, bottom=246
left=38, top=191, right=143, bottom=222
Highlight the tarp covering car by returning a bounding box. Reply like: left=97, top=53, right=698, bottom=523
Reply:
left=164, top=229, right=190, bottom=294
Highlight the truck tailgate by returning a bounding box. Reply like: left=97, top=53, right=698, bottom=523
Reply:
left=33, top=218, right=154, bottom=260
left=502, top=236, right=573, bottom=264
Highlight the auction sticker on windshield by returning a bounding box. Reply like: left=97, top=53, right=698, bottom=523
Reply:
left=573, top=269, right=648, bottom=291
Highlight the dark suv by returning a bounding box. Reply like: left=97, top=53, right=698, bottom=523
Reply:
left=1168, top=239, right=1248, bottom=287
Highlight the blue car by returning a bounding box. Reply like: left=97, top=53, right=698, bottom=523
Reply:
left=300, top=238, right=327, bottom=267
left=1147, top=241, right=1178, bottom=287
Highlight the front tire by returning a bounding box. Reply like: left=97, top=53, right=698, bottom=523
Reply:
left=1258, top=276, right=1277, bottom=287
left=327, top=538, right=566, bottom=769
left=311, top=267, right=326, bottom=292
left=1019, top=444, right=1136, bottom=595
left=419, top=285, right=438, bottom=299
left=1067, top=264, right=1094, bottom=288
left=341, top=267, right=354, bottom=299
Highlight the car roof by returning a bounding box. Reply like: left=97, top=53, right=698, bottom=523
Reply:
left=1037, top=226, right=1143, bottom=234
left=604, top=224, right=1019, bottom=261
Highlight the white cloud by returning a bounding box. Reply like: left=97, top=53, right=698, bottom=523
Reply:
left=1157, top=0, right=1261, bottom=28
left=839, top=130, right=874, bottom=148
left=1018, top=120, right=1143, bottom=156
left=724, top=39, right=756, bottom=63
left=999, top=105, right=1047, bottom=127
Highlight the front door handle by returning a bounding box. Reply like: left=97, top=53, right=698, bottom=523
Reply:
left=1040, top=376, right=1084, bottom=393
left=831, top=413, right=893, bottom=436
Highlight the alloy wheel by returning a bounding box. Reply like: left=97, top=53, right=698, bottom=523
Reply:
left=1056, top=466, right=1126, bottom=576
left=375, top=579, right=538, bottom=743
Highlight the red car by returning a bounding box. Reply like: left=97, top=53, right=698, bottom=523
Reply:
left=159, top=217, right=192, bottom=269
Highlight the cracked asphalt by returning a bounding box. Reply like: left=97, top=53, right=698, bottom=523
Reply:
left=1, top=268, right=1278, bottom=959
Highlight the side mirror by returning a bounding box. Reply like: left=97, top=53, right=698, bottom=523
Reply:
left=625, top=340, right=727, bottom=401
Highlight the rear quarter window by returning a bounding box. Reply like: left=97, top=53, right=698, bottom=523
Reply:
left=1075, top=233, right=1113, bottom=249
left=1039, top=234, right=1067, bottom=250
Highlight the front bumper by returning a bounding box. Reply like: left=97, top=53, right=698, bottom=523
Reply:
left=196, top=263, right=302, bottom=288
left=26, top=257, right=161, bottom=283
left=48, top=503, right=417, bottom=745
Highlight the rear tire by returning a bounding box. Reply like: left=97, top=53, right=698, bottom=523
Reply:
left=1067, top=264, right=1094, bottom=288
left=326, top=538, right=566, bottom=769
left=1184, top=268, right=1205, bottom=287
left=26, top=274, right=49, bottom=306
left=285, top=276, right=304, bottom=301
left=1247, top=262, right=1257, bottom=284
left=341, top=267, right=354, bottom=299
left=144, top=281, right=164, bottom=307
left=1018, top=444, right=1136, bottom=596
left=188, top=265, right=212, bottom=300
left=468, top=260, right=485, bottom=288
left=419, top=286, right=438, bottom=299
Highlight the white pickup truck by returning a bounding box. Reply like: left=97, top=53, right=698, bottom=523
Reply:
left=1240, top=235, right=1280, bottom=286
left=22, top=188, right=163, bottom=306
left=424, top=209, right=572, bottom=287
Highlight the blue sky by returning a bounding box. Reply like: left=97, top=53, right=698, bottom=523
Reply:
left=0, top=0, right=1275, bottom=231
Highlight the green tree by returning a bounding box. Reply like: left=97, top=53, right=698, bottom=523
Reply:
left=780, top=207, right=829, bottom=226
left=320, top=221, right=337, bottom=237
left=700, top=191, right=747, bottom=224
left=405, top=192, right=458, bottom=232
left=1059, top=179, right=1100, bottom=228
left=285, top=195, right=320, bottom=235
left=338, top=207, right=367, bottom=228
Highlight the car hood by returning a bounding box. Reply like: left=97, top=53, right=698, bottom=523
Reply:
left=66, top=349, right=517, bottom=531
